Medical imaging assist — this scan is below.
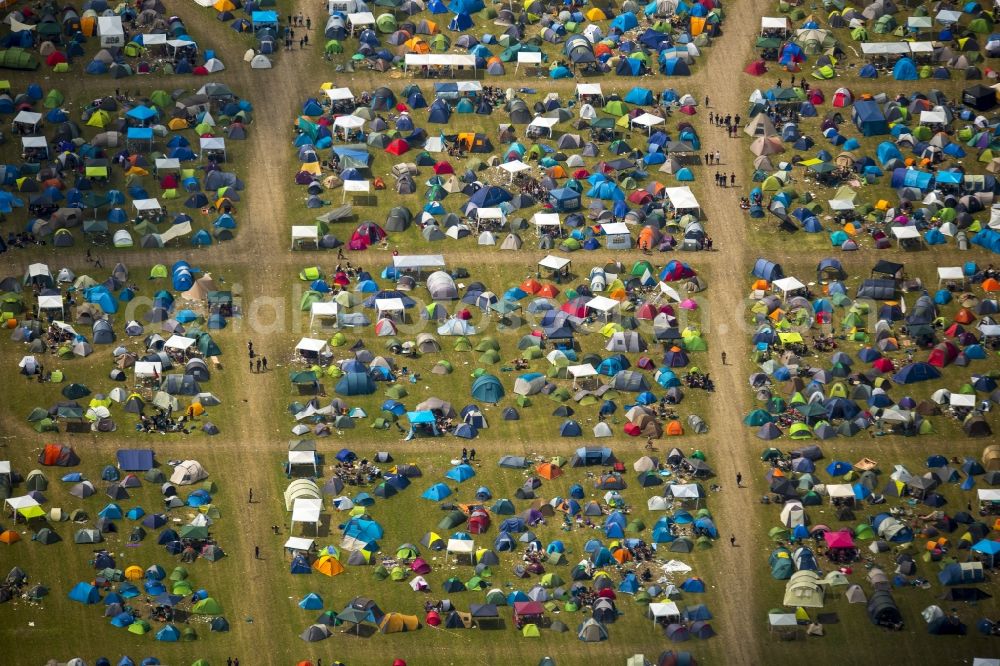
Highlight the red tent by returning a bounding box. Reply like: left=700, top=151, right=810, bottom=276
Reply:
left=433, top=161, right=454, bottom=174
left=744, top=59, right=767, bottom=76
left=46, top=51, right=67, bottom=66
left=385, top=139, right=410, bottom=155
left=872, top=357, right=895, bottom=373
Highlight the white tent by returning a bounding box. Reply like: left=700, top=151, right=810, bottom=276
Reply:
left=169, top=460, right=207, bottom=485
left=663, top=187, right=700, bottom=215
left=528, top=116, right=559, bottom=137
left=631, top=112, right=665, bottom=134
left=295, top=337, right=330, bottom=357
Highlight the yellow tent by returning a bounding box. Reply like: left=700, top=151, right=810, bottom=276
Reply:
left=86, top=110, right=110, bottom=128
left=585, top=7, right=606, bottom=20
left=125, top=565, right=144, bottom=581
left=690, top=16, right=706, bottom=36
left=186, top=403, right=205, bottom=417
left=168, top=117, right=189, bottom=130
left=300, top=161, right=322, bottom=175
left=213, top=0, right=236, bottom=10
left=313, top=555, right=345, bottom=577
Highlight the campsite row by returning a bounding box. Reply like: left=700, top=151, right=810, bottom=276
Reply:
left=291, top=83, right=710, bottom=253
left=278, top=444, right=723, bottom=647
left=0, top=80, right=249, bottom=251
left=7, top=261, right=232, bottom=436
left=745, top=256, right=1000, bottom=639
left=2, top=446, right=232, bottom=655
left=1, top=1, right=228, bottom=76
left=317, top=0, right=724, bottom=78
left=284, top=254, right=713, bottom=442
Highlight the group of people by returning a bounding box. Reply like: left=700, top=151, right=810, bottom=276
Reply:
left=248, top=340, right=269, bottom=373
left=331, top=458, right=383, bottom=486
left=137, top=408, right=191, bottom=434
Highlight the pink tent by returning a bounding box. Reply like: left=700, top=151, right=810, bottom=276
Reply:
left=680, top=299, right=698, bottom=310
left=824, top=530, right=855, bottom=549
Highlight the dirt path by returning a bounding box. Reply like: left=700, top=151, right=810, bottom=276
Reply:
left=678, top=1, right=771, bottom=663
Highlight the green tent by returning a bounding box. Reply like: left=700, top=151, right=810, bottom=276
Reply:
left=43, top=89, right=64, bottom=109
left=192, top=597, right=222, bottom=614
left=0, top=48, right=39, bottom=70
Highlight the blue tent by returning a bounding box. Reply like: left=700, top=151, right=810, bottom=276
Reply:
left=611, top=11, right=638, bottom=31
left=680, top=577, right=705, bottom=593
left=336, top=372, right=375, bottom=395
left=852, top=100, right=888, bottom=136
left=446, top=463, right=476, bottom=482
left=893, top=57, right=918, bottom=80
left=68, top=582, right=101, bottom=604
left=422, top=482, right=453, bottom=501
left=299, top=592, right=324, bottom=610
left=155, top=625, right=180, bottom=641
left=892, top=362, right=941, bottom=384
left=560, top=420, right=582, bottom=437
left=859, top=63, right=877, bottom=78
left=624, top=87, right=653, bottom=105
left=471, top=374, right=505, bottom=403
left=290, top=554, right=311, bottom=573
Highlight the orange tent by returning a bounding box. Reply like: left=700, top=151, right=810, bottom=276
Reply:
left=665, top=421, right=684, bottom=436
left=690, top=16, right=706, bottom=36
left=751, top=279, right=769, bottom=290
left=609, top=288, right=627, bottom=302
left=983, top=278, right=1000, bottom=292
left=546, top=165, right=567, bottom=178
left=0, top=530, right=20, bottom=544
left=520, top=278, right=541, bottom=294
left=313, top=555, right=345, bottom=577
left=537, top=284, right=560, bottom=298
left=405, top=37, right=429, bottom=54
left=536, top=462, right=563, bottom=480
left=638, top=227, right=656, bottom=249
left=421, top=20, right=439, bottom=33
left=954, top=308, right=975, bottom=324
left=594, top=43, right=612, bottom=57
left=611, top=548, right=633, bottom=563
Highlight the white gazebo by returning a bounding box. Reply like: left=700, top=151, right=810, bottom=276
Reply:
left=295, top=337, right=330, bottom=359
left=288, top=450, right=318, bottom=476
left=538, top=254, right=571, bottom=278
left=291, top=497, right=322, bottom=534
left=342, top=179, right=370, bottom=203
left=568, top=363, right=598, bottom=389
left=514, top=50, right=542, bottom=73
left=309, top=302, right=339, bottom=328
left=347, top=11, right=375, bottom=35
left=375, top=297, right=405, bottom=321
left=37, top=294, right=64, bottom=318
left=497, top=159, right=530, bottom=183
left=532, top=212, right=561, bottom=235
left=772, top=276, right=806, bottom=300
left=528, top=115, right=559, bottom=138
left=446, top=538, right=475, bottom=563
left=937, top=266, right=965, bottom=286
left=586, top=295, right=619, bottom=320
left=164, top=335, right=196, bottom=353
left=648, top=602, right=681, bottom=626
left=631, top=112, right=665, bottom=135
left=291, top=225, right=319, bottom=250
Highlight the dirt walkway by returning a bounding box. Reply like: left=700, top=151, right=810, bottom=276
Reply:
left=677, top=1, right=771, bottom=663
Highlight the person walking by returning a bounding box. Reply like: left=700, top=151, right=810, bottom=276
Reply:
left=736, top=472, right=743, bottom=487
left=249, top=359, right=253, bottom=373
left=730, top=172, right=736, bottom=186
left=704, top=95, right=710, bottom=107
left=256, top=358, right=262, bottom=373
left=306, top=16, right=312, bottom=29
left=254, top=545, right=260, bottom=559
left=713, top=149, right=720, bottom=164
left=730, top=535, right=737, bottom=547
left=721, top=351, right=727, bottom=365
left=262, top=357, right=268, bottom=371
left=248, top=488, right=254, bottom=503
